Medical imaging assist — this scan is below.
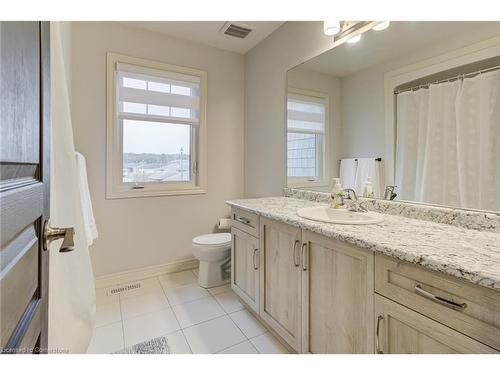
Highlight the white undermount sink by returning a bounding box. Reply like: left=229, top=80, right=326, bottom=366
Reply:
left=297, top=206, right=384, bottom=225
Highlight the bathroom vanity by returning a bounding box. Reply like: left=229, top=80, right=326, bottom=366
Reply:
left=227, top=196, right=500, bottom=354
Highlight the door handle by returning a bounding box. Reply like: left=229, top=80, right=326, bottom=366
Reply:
left=253, top=249, right=259, bottom=270
left=301, top=242, right=308, bottom=271
left=376, top=315, right=384, bottom=354
left=293, top=240, right=300, bottom=267
left=43, top=220, right=75, bottom=252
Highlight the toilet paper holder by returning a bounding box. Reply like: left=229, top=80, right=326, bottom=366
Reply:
left=217, top=218, right=232, bottom=231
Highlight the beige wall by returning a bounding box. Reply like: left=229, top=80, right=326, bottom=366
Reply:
left=244, top=22, right=337, bottom=197
left=287, top=68, right=342, bottom=192
left=69, top=22, right=245, bottom=277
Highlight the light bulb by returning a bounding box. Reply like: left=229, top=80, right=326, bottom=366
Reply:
left=373, top=21, right=390, bottom=31
left=323, top=21, right=341, bottom=36
left=346, top=34, right=361, bottom=44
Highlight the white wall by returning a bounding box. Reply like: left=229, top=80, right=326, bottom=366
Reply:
left=340, top=66, right=386, bottom=160
left=69, top=22, right=244, bottom=277
left=244, top=22, right=338, bottom=197
left=287, top=67, right=342, bottom=192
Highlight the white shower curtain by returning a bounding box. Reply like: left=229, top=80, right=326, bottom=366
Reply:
left=48, top=22, right=96, bottom=353
left=396, top=70, right=500, bottom=211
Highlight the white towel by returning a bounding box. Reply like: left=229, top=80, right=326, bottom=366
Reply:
left=49, top=22, right=95, bottom=355
left=354, top=158, right=381, bottom=198
left=75, top=152, right=98, bottom=246
left=340, top=158, right=357, bottom=189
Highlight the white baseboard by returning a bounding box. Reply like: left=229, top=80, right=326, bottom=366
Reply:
left=95, top=258, right=199, bottom=289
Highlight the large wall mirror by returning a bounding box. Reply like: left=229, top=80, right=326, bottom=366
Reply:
left=286, top=21, right=500, bottom=212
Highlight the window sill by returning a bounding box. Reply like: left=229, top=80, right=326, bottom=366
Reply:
left=106, top=186, right=207, bottom=199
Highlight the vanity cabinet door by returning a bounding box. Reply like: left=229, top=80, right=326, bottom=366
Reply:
left=231, top=227, right=260, bottom=313
left=301, top=231, right=374, bottom=353
left=375, top=294, right=498, bottom=354
left=260, top=218, right=302, bottom=352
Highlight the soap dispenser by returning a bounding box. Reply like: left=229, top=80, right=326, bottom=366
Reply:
left=364, top=177, right=374, bottom=198
left=331, top=178, right=344, bottom=208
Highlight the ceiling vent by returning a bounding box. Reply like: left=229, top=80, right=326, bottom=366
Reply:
left=221, top=22, right=253, bottom=39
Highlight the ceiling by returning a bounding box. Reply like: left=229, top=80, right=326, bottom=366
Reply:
left=299, top=21, right=500, bottom=77
left=120, top=21, right=284, bottom=54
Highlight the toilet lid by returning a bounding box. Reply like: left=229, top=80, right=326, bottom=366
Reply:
left=193, top=233, right=231, bottom=246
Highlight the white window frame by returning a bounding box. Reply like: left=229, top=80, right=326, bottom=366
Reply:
left=106, top=53, right=207, bottom=199
left=286, top=88, right=329, bottom=188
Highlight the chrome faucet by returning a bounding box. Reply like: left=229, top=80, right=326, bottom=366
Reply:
left=342, top=188, right=368, bottom=212
left=384, top=185, right=397, bottom=200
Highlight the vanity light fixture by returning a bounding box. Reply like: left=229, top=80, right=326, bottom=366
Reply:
left=373, top=21, right=390, bottom=31
left=346, top=34, right=362, bottom=44
left=323, top=21, right=341, bottom=36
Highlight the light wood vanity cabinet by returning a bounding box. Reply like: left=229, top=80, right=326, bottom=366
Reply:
left=259, top=218, right=303, bottom=352
left=231, top=227, right=260, bottom=312
left=230, top=208, right=500, bottom=354
left=301, top=230, right=374, bottom=353
left=257, top=217, right=374, bottom=353
left=375, top=294, right=497, bottom=354
left=375, top=254, right=500, bottom=352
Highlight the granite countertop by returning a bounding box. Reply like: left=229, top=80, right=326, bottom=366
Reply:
left=226, top=197, right=500, bottom=292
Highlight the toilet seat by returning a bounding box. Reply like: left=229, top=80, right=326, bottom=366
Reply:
left=192, top=233, right=231, bottom=248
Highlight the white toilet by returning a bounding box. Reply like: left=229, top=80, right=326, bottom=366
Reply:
left=192, top=233, right=231, bottom=288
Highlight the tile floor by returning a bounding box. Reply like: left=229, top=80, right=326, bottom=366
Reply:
left=87, top=269, right=290, bottom=354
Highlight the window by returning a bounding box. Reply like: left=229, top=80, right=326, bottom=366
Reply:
left=287, top=89, right=328, bottom=187
left=106, top=53, right=207, bottom=198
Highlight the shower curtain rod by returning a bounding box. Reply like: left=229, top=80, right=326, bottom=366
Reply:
left=394, top=64, right=500, bottom=94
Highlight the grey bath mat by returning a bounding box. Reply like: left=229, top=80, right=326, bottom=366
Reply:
left=114, top=336, right=171, bottom=354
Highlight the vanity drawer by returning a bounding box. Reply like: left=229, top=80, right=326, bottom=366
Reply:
left=375, top=254, right=500, bottom=350
left=231, top=208, right=259, bottom=237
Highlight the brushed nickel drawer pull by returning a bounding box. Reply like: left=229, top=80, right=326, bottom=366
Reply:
left=253, top=249, right=259, bottom=270
left=376, top=315, right=384, bottom=354
left=293, top=240, right=300, bottom=267
left=414, top=284, right=467, bottom=311
left=301, top=242, right=308, bottom=271
left=235, top=217, right=251, bottom=225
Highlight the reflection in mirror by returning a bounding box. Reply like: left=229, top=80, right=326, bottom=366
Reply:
left=286, top=21, right=500, bottom=212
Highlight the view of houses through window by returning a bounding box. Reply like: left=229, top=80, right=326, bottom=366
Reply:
left=287, top=132, right=318, bottom=178
left=122, top=120, right=191, bottom=183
